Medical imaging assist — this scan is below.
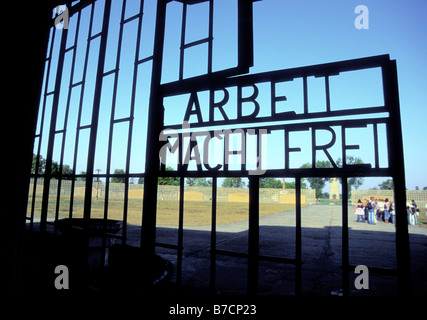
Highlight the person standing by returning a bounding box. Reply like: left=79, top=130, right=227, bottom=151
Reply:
left=378, top=199, right=384, bottom=222
left=384, top=198, right=391, bottom=223
left=374, top=199, right=379, bottom=223
left=363, top=199, right=369, bottom=222
left=411, top=200, right=418, bottom=225
left=407, top=202, right=414, bottom=225
left=354, top=199, right=365, bottom=222
left=368, top=197, right=376, bottom=225
left=391, top=201, right=396, bottom=225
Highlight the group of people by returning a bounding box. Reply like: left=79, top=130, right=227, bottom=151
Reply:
left=407, top=199, right=420, bottom=225
left=354, top=197, right=420, bottom=225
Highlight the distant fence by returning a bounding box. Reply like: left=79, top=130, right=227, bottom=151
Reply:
left=29, top=178, right=316, bottom=205
left=351, top=189, right=427, bottom=208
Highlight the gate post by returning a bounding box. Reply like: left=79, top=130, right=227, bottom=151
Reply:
left=248, top=176, right=259, bottom=295
left=141, top=0, right=168, bottom=255
left=384, top=60, right=411, bottom=295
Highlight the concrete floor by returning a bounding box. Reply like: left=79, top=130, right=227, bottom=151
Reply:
left=24, top=204, right=427, bottom=296
left=127, top=204, right=427, bottom=296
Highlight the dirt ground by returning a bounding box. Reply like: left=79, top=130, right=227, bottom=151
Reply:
left=29, top=195, right=297, bottom=227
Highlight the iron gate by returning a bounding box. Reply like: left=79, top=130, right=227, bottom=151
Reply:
left=27, top=0, right=410, bottom=295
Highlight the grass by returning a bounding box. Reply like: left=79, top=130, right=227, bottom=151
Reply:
left=316, top=198, right=342, bottom=205
left=156, top=200, right=296, bottom=227
left=28, top=195, right=296, bottom=227
left=418, top=207, right=427, bottom=227
left=28, top=193, right=427, bottom=228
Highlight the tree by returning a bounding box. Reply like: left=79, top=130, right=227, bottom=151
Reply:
left=77, top=171, right=86, bottom=181
left=300, top=161, right=332, bottom=199
left=186, top=177, right=212, bottom=187
left=32, top=154, right=46, bottom=174
left=111, top=169, right=125, bottom=183
left=222, top=177, right=245, bottom=188
left=32, top=154, right=72, bottom=179
left=259, top=178, right=282, bottom=189
left=197, top=178, right=212, bottom=187
left=158, top=166, right=180, bottom=186
left=336, top=156, right=365, bottom=198
left=257, top=179, right=303, bottom=189
left=186, top=178, right=198, bottom=187
left=51, top=161, right=73, bottom=178
left=378, top=179, right=393, bottom=190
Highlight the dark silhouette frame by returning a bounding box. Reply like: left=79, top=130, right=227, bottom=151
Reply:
left=22, top=0, right=410, bottom=295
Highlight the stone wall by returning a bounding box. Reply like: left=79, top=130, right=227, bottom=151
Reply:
left=30, top=179, right=316, bottom=204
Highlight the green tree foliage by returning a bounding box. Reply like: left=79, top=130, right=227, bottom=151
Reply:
left=221, top=177, right=245, bottom=188
left=300, top=161, right=332, bottom=199
left=77, top=171, right=86, bottom=181
left=258, top=178, right=301, bottom=189
left=158, top=166, right=180, bottom=186
left=51, top=162, right=72, bottom=177
left=336, top=156, right=365, bottom=197
left=186, top=177, right=212, bottom=187
left=259, top=178, right=282, bottom=188
left=301, top=157, right=366, bottom=198
left=31, top=154, right=72, bottom=178
left=111, top=169, right=126, bottom=183
left=32, top=154, right=46, bottom=174
left=378, top=179, right=394, bottom=190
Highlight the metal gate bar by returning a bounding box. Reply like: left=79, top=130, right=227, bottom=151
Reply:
left=27, top=20, right=60, bottom=231
left=26, top=0, right=410, bottom=295
left=39, top=17, right=69, bottom=233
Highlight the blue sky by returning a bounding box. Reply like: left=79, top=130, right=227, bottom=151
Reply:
left=39, top=0, right=427, bottom=191
left=250, top=0, right=427, bottom=189
left=161, top=0, right=427, bottom=189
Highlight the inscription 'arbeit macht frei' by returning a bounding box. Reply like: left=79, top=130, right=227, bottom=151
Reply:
left=159, top=60, right=390, bottom=175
